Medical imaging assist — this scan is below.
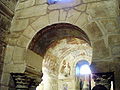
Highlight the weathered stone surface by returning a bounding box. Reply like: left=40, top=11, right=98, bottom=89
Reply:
left=1, top=72, right=10, bottom=85
left=3, top=63, right=26, bottom=73
left=17, top=35, right=30, bottom=48
left=12, top=46, right=25, bottom=63
left=59, top=9, right=67, bottom=21
left=93, top=39, right=110, bottom=59
left=4, top=45, right=14, bottom=64
left=85, top=22, right=103, bottom=40
left=31, top=15, right=49, bottom=31
left=16, top=0, right=35, bottom=10
left=111, top=45, right=120, bottom=56
left=23, top=26, right=35, bottom=39
left=6, top=38, right=17, bottom=46
left=75, top=13, right=89, bottom=28
left=29, top=16, right=40, bottom=24
left=1, top=0, right=17, bottom=12
left=74, top=4, right=87, bottom=12
left=26, top=50, right=43, bottom=72
left=66, top=9, right=80, bottom=24
left=12, top=63, right=26, bottom=72
left=86, top=0, right=118, bottom=18
left=36, top=0, right=47, bottom=4
left=108, top=35, right=120, bottom=46
left=100, top=18, right=120, bottom=33
left=10, top=18, right=29, bottom=32
left=16, top=4, right=48, bottom=19
left=0, top=14, right=11, bottom=31
left=49, top=10, right=59, bottom=24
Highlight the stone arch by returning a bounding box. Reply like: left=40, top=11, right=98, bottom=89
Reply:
left=28, top=23, right=91, bottom=57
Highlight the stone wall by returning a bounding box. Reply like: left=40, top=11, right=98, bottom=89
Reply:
left=0, top=0, right=17, bottom=89
left=2, top=0, right=120, bottom=90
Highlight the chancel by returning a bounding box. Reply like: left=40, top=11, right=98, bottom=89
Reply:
left=0, top=0, right=120, bottom=90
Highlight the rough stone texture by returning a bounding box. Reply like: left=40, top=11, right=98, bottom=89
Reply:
left=99, top=18, right=120, bottom=34
left=35, top=0, right=47, bottom=5
left=75, top=13, right=89, bottom=28
left=74, top=4, right=87, bottom=12
left=86, top=0, right=118, bottom=19
left=108, top=35, right=120, bottom=57
left=26, top=50, right=43, bottom=72
left=1, top=0, right=120, bottom=89
left=23, top=26, right=35, bottom=39
left=93, top=39, right=110, bottom=60
left=4, top=45, right=14, bottom=64
left=0, top=0, right=17, bottom=88
left=16, top=0, right=35, bottom=10
left=59, top=9, right=68, bottom=21
left=49, top=10, right=59, bottom=24
left=66, top=9, right=81, bottom=24
left=29, top=16, right=40, bottom=24
left=31, top=14, right=49, bottom=31
left=85, top=22, right=103, bottom=40
left=12, top=46, right=25, bottom=63
left=1, top=0, right=17, bottom=12
left=15, top=4, right=48, bottom=19
left=10, top=18, right=29, bottom=32
left=17, top=35, right=30, bottom=48
left=108, top=34, right=120, bottom=46
left=0, top=14, right=11, bottom=32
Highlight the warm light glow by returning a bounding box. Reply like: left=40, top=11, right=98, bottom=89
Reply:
left=80, top=64, right=91, bottom=75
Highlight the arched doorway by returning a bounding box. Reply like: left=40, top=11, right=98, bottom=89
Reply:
left=75, top=60, right=92, bottom=90
left=28, top=23, right=92, bottom=90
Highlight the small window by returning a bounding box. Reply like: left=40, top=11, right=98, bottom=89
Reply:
left=48, top=0, right=74, bottom=5
left=48, top=0, right=59, bottom=4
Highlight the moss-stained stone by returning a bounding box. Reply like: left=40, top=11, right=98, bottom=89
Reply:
left=111, top=45, right=120, bottom=56
left=93, top=39, right=109, bottom=59
left=15, top=4, right=48, bottom=19
left=100, top=18, right=120, bottom=34
left=23, top=26, right=35, bottom=39
left=66, top=9, right=81, bottom=24
left=10, top=19, right=29, bottom=32
left=16, top=0, right=35, bottom=10
left=108, top=35, right=120, bottom=46
left=49, top=10, right=59, bottom=24
left=17, top=35, right=30, bottom=48
left=12, top=46, right=25, bottom=63
left=31, top=14, right=49, bottom=31
left=85, top=22, right=103, bottom=40
left=86, top=0, right=118, bottom=19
